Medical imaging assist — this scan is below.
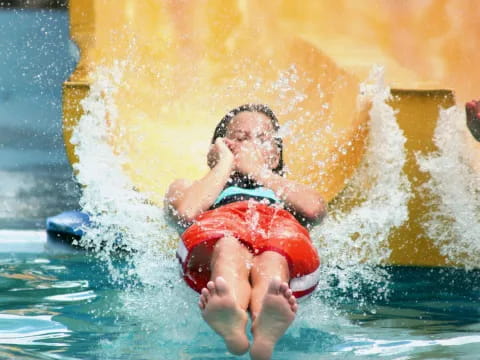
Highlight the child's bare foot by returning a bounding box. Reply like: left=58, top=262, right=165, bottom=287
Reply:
left=466, top=100, right=480, bottom=141
left=250, top=277, right=297, bottom=360
left=198, top=276, right=249, bottom=355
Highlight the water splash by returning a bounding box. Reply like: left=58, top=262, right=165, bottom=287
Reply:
left=416, top=106, right=480, bottom=269
left=70, top=59, right=330, bottom=282
left=311, top=66, right=411, bottom=302
left=71, top=61, right=412, bottom=322
left=70, top=61, right=177, bottom=284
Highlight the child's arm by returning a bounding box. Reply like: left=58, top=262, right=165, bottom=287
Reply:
left=254, top=170, right=326, bottom=224
left=234, top=141, right=326, bottom=223
left=164, top=138, right=234, bottom=223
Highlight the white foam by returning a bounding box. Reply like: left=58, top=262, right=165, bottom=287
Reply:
left=416, top=106, right=480, bottom=269
left=71, top=62, right=177, bottom=283
left=311, top=65, right=411, bottom=301
left=72, top=63, right=411, bottom=313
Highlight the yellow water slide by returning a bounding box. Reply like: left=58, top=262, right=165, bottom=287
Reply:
left=63, top=0, right=480, bottom=266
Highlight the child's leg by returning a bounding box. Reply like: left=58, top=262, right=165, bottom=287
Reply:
left=249, top=251, right=290, bottom=318
left=249, top=251, right=298, bottom=360
left=210, top=235, right=253, bottom=309
left=198, top=235, right=253, bottom=355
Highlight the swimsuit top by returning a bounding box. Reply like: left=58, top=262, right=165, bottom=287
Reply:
left=168, top=185, right=310, bottom=232
left=167, top=185, right=281, bottom=233
left=211, top=185, right=311, bottom=228
left=210, top=185, right=281, bottom=209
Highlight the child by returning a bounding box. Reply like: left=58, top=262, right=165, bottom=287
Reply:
left=165, top=104, right=326, bottom=360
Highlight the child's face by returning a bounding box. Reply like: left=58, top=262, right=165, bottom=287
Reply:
left=225, top=111, right=280, bottom=170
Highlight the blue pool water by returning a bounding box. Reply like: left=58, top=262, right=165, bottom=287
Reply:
left=1, top=8, right=480, bottom=360
left=1, top=241, right=479, bottom=359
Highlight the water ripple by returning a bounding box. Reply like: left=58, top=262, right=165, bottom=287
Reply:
left=338, top=335, right=480, bottom=356
left=45, top=290, right=97, bottom=302
left=0, top=313, right=71, bottom=346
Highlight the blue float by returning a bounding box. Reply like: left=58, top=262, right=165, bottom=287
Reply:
left=46, top=211, right=90, bottom=244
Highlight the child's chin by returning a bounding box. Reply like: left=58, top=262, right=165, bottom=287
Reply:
left=228, top=172, right=259, bottom=189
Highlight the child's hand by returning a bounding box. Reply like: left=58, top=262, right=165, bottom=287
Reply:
left=207, top=137, right=235, bottom=169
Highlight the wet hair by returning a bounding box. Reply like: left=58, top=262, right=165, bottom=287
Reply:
left=211, top=104, right=284, bottom=175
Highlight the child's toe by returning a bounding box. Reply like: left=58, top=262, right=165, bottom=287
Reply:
left=206, top=281, right=216, bottom=295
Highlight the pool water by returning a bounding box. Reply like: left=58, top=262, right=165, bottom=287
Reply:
left=1, top=239, right=479, bottom=360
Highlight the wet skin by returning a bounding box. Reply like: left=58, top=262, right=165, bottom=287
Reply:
left=466, top=100, right=480, bottom=142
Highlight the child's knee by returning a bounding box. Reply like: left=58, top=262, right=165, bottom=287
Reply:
left=214, top=235, right=242, bottom=254
left=252, top=251, right=290, bottom=279
left=212, top=236, right=251, bottom=268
